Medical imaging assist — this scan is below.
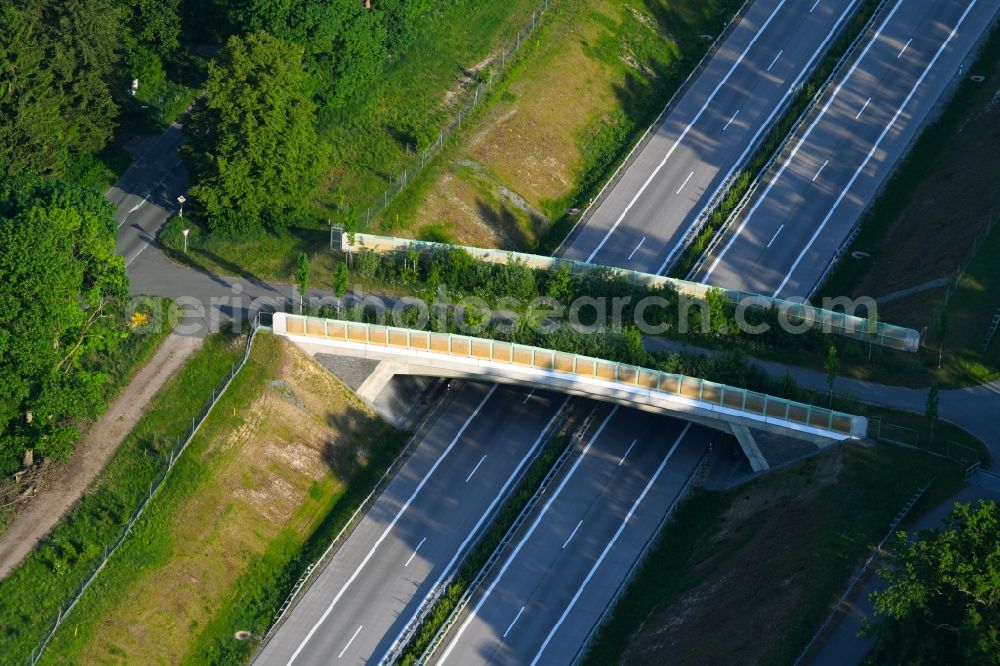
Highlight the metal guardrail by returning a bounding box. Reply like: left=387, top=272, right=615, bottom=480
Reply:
left=277, top=313, right=866, bottom=439
left=686, top=0, right=892, bottom=285
left=28, top=314, right=264, bottom=666
left=342, top=231, right=920, bottom=352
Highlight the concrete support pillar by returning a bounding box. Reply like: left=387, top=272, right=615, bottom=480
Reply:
left=731, top=423, right=769, bottom=472
left=356, top=361, right=403, bottom=403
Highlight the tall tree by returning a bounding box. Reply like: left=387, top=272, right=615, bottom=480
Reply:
left=867, top=500, right=1000, bottom=665
left=183, top=31, right=323, bottom=234
left=925, top=384, right=940, bottom=443
left=0, top=169, right=128, bottom=472
left=332, top=262, right=349, bottom=314
left=294, top=252, right=310, bottom=312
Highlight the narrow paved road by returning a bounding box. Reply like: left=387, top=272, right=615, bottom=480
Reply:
left=807, top=484, right=1000, bottom=666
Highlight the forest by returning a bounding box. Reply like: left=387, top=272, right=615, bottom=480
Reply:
left=0, top=0, right=430, bottom=473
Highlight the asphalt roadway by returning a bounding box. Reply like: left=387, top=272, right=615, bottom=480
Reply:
left=560, top=0, right=865, bottom=275
left=109, top=123, right=188, bottom=269
left=256, top=383, right=571, bottom=665
left=433, top=408, right=713, bottom=666
left=694, top=0, right=1000, bottom=297
left=255, top=2, right=818, bottom=663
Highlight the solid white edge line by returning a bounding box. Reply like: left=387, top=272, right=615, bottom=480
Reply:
left=436, top=406, right=621, bottom=665
left=529, top=424, right=693, bottom=666
left=375, top=396, right=572, bottom=666
left=337, top=625, right=363, bottom=660
left=700, top=0, right=906, bottom=282
left=774, top=0, right=979, bottom=298
left=584, top=0, right=792, bottom=263
left=810, top=0, right=822, bottom=13
left=658, top=0, right=863, bottom=276
left=284, top=384, right=499, bottom=665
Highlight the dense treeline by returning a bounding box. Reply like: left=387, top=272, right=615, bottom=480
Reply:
left=0, top=164, right=129, bottom=473
left=0, top=0, right=120, bottom=174
left=0, top=0, right=433, bottom=472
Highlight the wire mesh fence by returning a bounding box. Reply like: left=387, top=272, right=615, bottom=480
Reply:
left=28, top=314, right=264, bottom=666
left=867, top=416, right=981, bottom=468
left=360, top=0, right=550, bottom=228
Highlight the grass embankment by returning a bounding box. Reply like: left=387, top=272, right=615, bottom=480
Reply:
left=817, top=24, right=1000, bottom=388
left=35, top=334, right=408, bottom=665
left=0, top=329, right=241, bottom=663
left=668, top=0, right=881, bottom=278
left=158, top=1, right=543, bottom=280
left=583, top=443, right=967, bottom=666
left=396, top=433, right=570, bottom=665
left=380, top=0, right=744, bottom=251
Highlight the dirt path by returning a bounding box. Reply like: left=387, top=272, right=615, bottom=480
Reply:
left=0, top=334, right=203, bottom=580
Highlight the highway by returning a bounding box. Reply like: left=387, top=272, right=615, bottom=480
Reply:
left=255, top=382, right=571, bottom=665
left=249, top=1, right=860, bottom=664
left=433, top=409, right=712, bottom=666
left=560, top=0, right=864, bottom=275
left=694, top=0, right=1000, bottom=297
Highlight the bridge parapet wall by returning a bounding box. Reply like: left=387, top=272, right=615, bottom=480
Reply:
left=273, top=313, right=867, bottom=442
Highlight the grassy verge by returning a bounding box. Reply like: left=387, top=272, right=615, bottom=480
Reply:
left=158, top=0, right=747, bottom=277
left=313, top=0, right=543, bottom=224
left=0, top=330, right=242, bottom=663
left=378, top=0, right=747, bottom=252
left=582, top=443, right=967, bottom=665
left=35, top=334, right=408, bottom=665
left=395, top=431, right=570, bottom=665
left=815, top=23, right=1000, bottom=388
left=668, top=0, right=881, bottom=278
